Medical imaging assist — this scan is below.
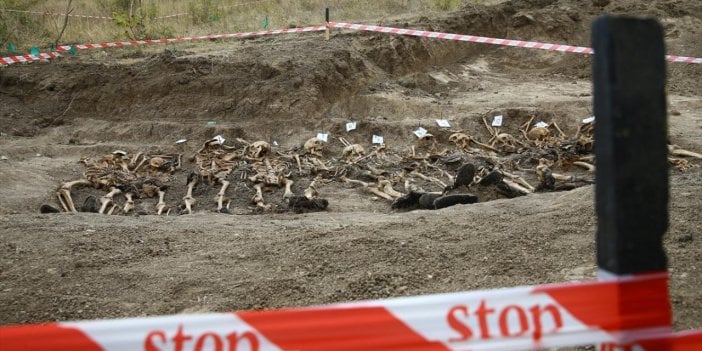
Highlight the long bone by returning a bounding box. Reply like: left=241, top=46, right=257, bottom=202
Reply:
left=669, top=144, right=702, bottom=159
left=340, top=176, right=394, bottom=200
left=157, top=188, right=168, bottom=215
left=182, top=173, right=198, bottom=214
left=57, top=179, right=92, bottom=212
left=99, top=187, right=122, bottom=214
left=501, top=171, right=535, bottom=193
left=408, top=170, right=448, bottom=189
left=215, top=179, right=231, bottom=213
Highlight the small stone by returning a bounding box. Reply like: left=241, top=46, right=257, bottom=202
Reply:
left=0, top=156, right=7, bottom=161
left=670, top=110, right=681, bottom=116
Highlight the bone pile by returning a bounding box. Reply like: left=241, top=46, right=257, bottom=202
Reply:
left=45, top=116, right=701, bottom=215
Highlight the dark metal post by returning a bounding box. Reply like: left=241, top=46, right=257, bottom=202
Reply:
left=593, top=16, right=669, bottom=276
left=325, top=8, right=331, bottom=41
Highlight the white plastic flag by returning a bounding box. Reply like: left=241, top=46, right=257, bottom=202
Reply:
left=316, top=133, right=329, bottom=142
left=213, top=135, right=225, bottom=144
left=346, top=122, right=357, bottom=132
left=436, top=119, right=451, bottom=128
left=583, top=116, right=595, bottom=124
left=414, top=127, right=428, bottom=138
left=535, top=121, right=549, bottom=128
left=372, top=135, right=384, bottom=144
left=492, top=115, right=503, bottom=127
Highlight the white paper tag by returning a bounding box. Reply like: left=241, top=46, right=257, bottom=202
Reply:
left=316, top=133, right=328, bottom=142
left=212, top=135, right=225, bottom=144
left=436, top=119, right=451, bottom=128
left=535, top=121, right=549, bottom=128
left=492, top=115, right=503, bottom=127
left=175, top=139, right=188, bottom=144
left=346, top=122, right=357, bottom=132
left=414, top=127, right=428, bottom=138
left=372, top=135, right=384, bottom=144
left=582, top=116, right=595, bottom=124
left=273, top=141, right=279, bottom=146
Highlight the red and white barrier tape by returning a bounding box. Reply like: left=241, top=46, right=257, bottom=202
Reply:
left=53, top=25, right=325, bottom=52
left=0, top=8, right=188, bottom=20
left=328, top=22, right=702, bottom=64
left=1, top=273, right=699, bottom=351
left=0, top=9, right=113, bottom=20
left=0, top=25, right=325, bottom=66
left=0, top=52, right=61, bottom=65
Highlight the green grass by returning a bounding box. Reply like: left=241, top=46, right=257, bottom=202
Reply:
left=0, top=0, right=490, bottom=54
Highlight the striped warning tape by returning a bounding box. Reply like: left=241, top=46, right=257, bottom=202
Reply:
left=0, top=52, right=61, bottom=65
left=0, top=273, right=700, bottom=351
left=0, top=9, right=114, bottom=20
left=0, top=25, right=326, bottom=66
left=53, top=25, right=326, bottom=52
left=0, top=8, right=188, bottom=20
left=328, top=22, right=702, bottom=64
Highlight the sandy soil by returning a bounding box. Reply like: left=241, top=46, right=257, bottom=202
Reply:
left=1, top=0, right=701, bottom=349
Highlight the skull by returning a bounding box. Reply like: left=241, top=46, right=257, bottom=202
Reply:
left=248, top=141, right=271, bottom=159
left=448, top=133, right=471, bottom=149
left=149, top=157, right=165, bottom=169
left=417, top=133, right=436, bottom=148
left=527, top=127, right=550, bottom=141
left=342, top=144, right=366, bottom=160
left=304, top=137, right=324, bottom=157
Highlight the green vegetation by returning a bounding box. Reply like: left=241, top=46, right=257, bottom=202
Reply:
left=0, top=0, right=493, bottom=54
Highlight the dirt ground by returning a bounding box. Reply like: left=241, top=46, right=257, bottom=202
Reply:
left=1, top=0, right=701, bottom=348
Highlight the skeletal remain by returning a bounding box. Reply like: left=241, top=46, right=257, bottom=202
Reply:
left=378, top=178, right=404, bottom=198
left=448, top=132, right=497, bottom=152
left=186, top=138, right=245, bottom=213
left=573, top=161, right=596, bottom=172
left=247, top=141, right=271, bottom=160
left=57, top=149, right=179, bottom=215
left=340, top=176, right=395, bottom=200
left=481, top=116, right=525, bottom=152
left=535, top=158, right=573, bottom=182
left=342, top=144, right=366, bottom=162
left=417, top=133, right=438, bottom=153
left=304, top=137, right=324, bottom=157
left=246, top=157, right=295, bottom=209
left=182, top=173, right=198, bottom=214
left=502, top=178, right=532, bottom=195
left=501, top=171, right=535, bottom=193
left=491, top=133, right=525, bottom=150
left=669, top=144, right=702, bottom=159
left=305, top=179, right=320, bottom=199
left=99, top=187, right=122, bottom=214
left=520, top=116, right=566, bottom=143
left=669, top=158, right=698, bottom=172
left=408, top=170, right=448, bottom=189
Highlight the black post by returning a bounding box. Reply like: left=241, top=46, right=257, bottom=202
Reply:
left=325, top=8, right=331, bottom=41
left=592, top=16, right=668, bottom=276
